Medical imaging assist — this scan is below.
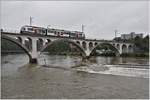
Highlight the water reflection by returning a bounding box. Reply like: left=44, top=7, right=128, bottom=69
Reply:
left=2, top=54, right=149, bottom=77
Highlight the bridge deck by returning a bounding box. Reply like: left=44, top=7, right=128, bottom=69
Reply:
left=1, top=32, right=132, bottom=43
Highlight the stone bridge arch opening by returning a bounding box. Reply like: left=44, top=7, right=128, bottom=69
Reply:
left=76, top=41, right=80, bottom=45
left=128, top=45, right=133, bottom=53
left=116, top=44, right=120, bottom=50
left=25, top=37, right=32, bottom=51
left=40, top=39, right=86, bottom=57
left=82, top=41, right=87, bottom=50
left=89, top=42, right=93, bottom=50
left=122, top=44, right=127, bottom=53
left=1, top=35, right=32, bottom=62
left=45, top=39, right=51, bottom=44
left=89, top=42, right=120, bottom=57
left=16, top=37, right=22, bottom=43
left=94, top=42, right=98, bottom=46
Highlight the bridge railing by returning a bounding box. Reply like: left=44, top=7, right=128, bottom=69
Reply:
left=0, top=29, right=20, bottom=34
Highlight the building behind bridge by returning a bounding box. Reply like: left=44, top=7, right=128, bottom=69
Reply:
left=121, top=32, right=143, bottom=40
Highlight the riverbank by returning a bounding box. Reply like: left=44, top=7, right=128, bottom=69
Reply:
left=93, top=52, right=149, bottom=57
left=120, top=53, right=149, bottom=58
left=47, top=52, right=149, bottom=58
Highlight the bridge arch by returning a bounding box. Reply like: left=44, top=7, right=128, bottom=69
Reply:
left=16, top=37, right=22, bottom=43
left=40, top=39, right=86, bottom=57
left=122, top=44, right=127, bottom=53
left=25, top=37, right=32, bottom=51
left=76, top=41, right=80, bottom=45
left=1, top=35, right=32, bottom=61
left=45, top=39, right=51, bottom=44
left=112, top=43, right=115, bottom=46
left=94, top=42, right=98, bottom=46
left=89, top=42, right=93, bottom=49
left=116, top=44, right=120, bottom=50
left=128, top=45, right=133, bottom=53
left=82, top=41, right=87, bottom=50
left=89, top=42, right=120, bottom=56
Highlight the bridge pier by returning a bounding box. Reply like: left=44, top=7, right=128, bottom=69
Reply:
left=29, top=38, right=38, bottom=64
left=29, top=58, right=38, bottom=64
left=81, top=56, right=91, bottom=64
left=81, top=48, right=92, bottom=63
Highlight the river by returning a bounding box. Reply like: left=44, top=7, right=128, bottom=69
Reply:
left=1, top=54, right=149, bottom=99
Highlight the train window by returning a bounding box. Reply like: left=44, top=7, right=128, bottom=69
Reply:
left=71, top=33, right=76, bottom=36
left=22, top=28, right=25, bottom=31
left=42, top=29, right=46, bottom=33
left=28, top=28, right=33, bottom=31
left=36, top=29, right=41, bottom=34
left=79, top=34, right=82, bottom=36
left=48, top=30, right=52, bottom=33
left=35, top=29, right=40, bottom=33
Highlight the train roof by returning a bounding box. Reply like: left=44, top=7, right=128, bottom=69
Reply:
left=22, top=25, right=46, bottom=29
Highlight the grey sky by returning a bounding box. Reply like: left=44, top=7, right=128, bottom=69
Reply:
left=1, top=1, right=149, bottom=40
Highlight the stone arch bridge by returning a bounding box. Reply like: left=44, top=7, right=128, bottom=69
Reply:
left=2, top=32, right=134, bottom=63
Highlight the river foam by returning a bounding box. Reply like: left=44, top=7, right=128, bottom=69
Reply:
left=75, top=64, right=149, bottom=78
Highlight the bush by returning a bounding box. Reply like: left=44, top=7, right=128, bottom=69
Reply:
left=121, top=53, right=149, bottom=57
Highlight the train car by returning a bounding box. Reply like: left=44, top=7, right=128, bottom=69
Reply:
left=46, top=28, right=70, bottom=37
left=73, top=31, right=85, bottom=39
left=20, top=25, right=47, bottom=35
left=47, top=28, right=85, bottom=39
left=20, top=25, right=85, bottom=39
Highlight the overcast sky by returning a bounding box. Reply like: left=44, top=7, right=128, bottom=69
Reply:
left=1, top=1, right=149, bottom=40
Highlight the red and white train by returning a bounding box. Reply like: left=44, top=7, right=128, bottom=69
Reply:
left=20, top=25, right=85, bottom=39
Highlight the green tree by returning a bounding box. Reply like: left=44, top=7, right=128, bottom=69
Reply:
left=133, top=35, right=149, bottom=53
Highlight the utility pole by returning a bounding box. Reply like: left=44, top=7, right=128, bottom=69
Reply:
left=46, top=25, right=51, bottom=36
left=30, top=16, right=33, bottom=26
left=47, top=25, right=51, bottom=28
left=82, top=24, right=84, bottom=33
left=115, top=29, right=118, bottom=38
